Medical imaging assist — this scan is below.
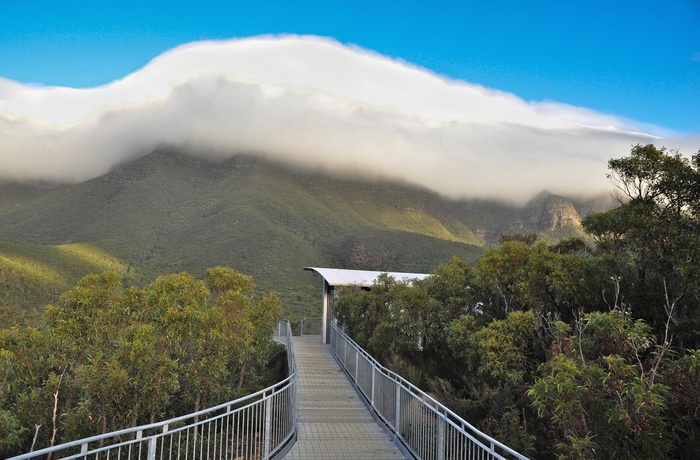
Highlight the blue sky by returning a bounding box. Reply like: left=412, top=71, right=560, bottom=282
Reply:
left=1, top=0, right=698, bottom=133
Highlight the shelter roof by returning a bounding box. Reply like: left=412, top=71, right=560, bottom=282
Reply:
left=304, top=267, right=431, bottom=288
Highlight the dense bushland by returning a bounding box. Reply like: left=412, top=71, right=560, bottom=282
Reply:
left=0, top=267, right=282, bottom=457
left=334, top=144, right=700, bottom=459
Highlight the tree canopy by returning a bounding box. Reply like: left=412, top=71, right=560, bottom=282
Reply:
left=584, top=144, right=700, bottom=344
left=0, top=267, right=281, bottom=457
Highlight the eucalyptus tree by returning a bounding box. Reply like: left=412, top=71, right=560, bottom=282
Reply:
left=0, top=267, right=281, bottom=456
left=583, top=144, right=700, bottom=342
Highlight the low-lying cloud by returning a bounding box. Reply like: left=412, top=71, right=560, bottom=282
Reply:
left=0, top=35, right=697, bottom=203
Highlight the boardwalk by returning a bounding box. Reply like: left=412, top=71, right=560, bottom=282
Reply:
left=283, top=335, right=406, bottom=460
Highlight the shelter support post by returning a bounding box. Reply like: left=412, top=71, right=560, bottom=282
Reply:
left=321, top=279, right=331, bottom=344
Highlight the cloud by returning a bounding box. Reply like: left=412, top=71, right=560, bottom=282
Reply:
left=0, top=35, right=695, bottom=203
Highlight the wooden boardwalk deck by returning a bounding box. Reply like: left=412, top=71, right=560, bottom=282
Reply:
left=282, top=335, right=406, bottom=460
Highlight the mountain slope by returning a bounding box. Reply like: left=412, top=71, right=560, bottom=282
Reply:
left=0, top=148, right=608, bottom=320
left=0, top=241, right=128, bottom=323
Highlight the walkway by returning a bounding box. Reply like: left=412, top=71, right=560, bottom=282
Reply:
left=283, top=335, right=406, bottom=460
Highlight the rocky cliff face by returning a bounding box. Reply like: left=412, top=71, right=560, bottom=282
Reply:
left=529, top=192, right=582, bottom=231
left=493, top=191, right=583, bottom=236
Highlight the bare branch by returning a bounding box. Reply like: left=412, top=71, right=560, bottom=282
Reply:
left=46, top=369, right=66, bottom=460
left=573, top=310, right=588, bottom=366
left=648, top=280, right=676, bottom=389
left=29, top=425, right=41, bottom=453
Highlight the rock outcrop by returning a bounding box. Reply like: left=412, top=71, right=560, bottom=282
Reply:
left=493, top=191, right=583, bottom=236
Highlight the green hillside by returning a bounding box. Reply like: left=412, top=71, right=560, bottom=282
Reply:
left=0, top=241, right=128, bottom=325
left=0, top=149, right=594, bottom=322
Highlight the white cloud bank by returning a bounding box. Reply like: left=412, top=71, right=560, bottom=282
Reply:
left=0, top=35, right=697, bottom=203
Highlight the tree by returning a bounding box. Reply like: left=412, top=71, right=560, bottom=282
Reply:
left=449, top=310, right=540, bottom=386
left=422, top=256, right=477, bottom=318
left=475, top=241, right=532, bottom=315
left=500, top=233, right=538, bottom=246
left=331, top=243, right=700, bottom=457
left=473, top=242, right=604, bottom=321
left=583, top=144, right=700, bottom=343
left=115, top=322, right=179, bottom=426
left=0, top=326, right=52, bottom=455
left=334, top=274, right=404, bottom=361
left=144, top=272, right=236, bottom=415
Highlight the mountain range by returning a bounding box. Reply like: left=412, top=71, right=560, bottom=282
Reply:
left=0, top=148, right=614, bottom=322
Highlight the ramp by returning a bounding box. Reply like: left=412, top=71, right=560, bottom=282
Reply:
left=283, top=335, right=406, bottom=460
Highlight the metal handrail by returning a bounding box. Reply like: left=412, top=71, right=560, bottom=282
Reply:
left=11, top=320, right=298, bottom=460
left=330, top=322, right=530, bottom=460
left=290, top=316, right=322, bottom=336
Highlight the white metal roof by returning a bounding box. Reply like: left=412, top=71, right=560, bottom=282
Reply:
left=304, top=267, right=431, bottom=287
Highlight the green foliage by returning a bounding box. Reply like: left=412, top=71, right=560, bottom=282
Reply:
left=471, top=241, right=604, bottom=321
left=500, top=233, right=538, bottom=246
left=0, top=267, right=281, bottom=456
left=528, top=310, right=673, bottom=459
left=0, top=409, right=25, bottom=452
left=333, top=142, right=700, bottom=458
left=476, top=241, right=531, bottom=314
left=448, top=311, right=539, bottom=385
left=664, top=349, right=700, bottom=458
left=580, top=310, right=652, bottom=359
left=422, top=256, right=477, bottom=318
left=472, top=311, right=539, bottom=385
left=205, top=266, right=255, bottom=295
left=583, top=144, right=700, bottom=337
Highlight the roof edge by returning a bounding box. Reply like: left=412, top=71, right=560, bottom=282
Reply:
left=304, top=267, right=431, bottom=287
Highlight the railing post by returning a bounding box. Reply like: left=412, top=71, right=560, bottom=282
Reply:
left=354, top=348, right=359, bottom=381
left=371, top=367, right=376, bottom=407
left=343, top=335, right=348, bottom=365
left=437, top=417, right=446, bottom=460
left=147, top=437, right=157, bottom=460
left=300, top=317, right=304, bottom=336
left=395, top=382, right=401, bottom=434
left=264, top=394, right=272, bottom=459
